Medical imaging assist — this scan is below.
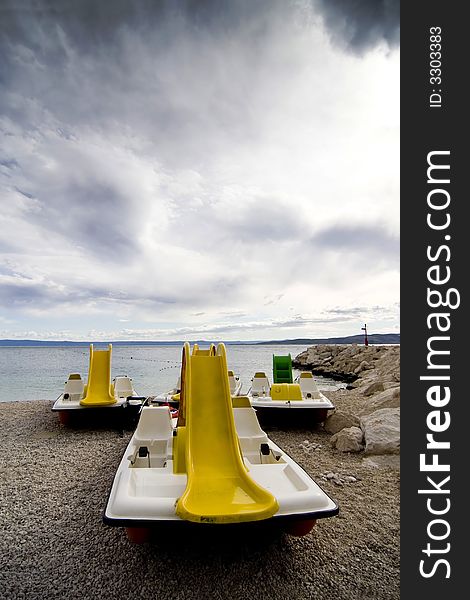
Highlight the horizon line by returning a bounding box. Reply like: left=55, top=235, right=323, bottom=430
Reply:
left=0, top=333, right=400, bottom=345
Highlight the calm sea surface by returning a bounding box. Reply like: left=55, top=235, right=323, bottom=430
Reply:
left=0, top=344, right=345, bottom=402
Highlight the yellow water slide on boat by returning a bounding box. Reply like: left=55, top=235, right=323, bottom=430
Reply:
left=80, top=344, right=116, bottom=406
left=175, top=343, right=278, bottom=524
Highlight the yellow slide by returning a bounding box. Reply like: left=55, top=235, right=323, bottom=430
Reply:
left=175, top=343, right=278, bottom=524
left=80, top=344, right=116, bottom=406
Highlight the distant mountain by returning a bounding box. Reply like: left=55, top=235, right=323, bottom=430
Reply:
left=0, top=339, right=257, bottom=347
left=0, top=334, right=399, bottom=347
left=255, top=333, right=400, bottom=345
left=0, top=339, right=188, bottom=347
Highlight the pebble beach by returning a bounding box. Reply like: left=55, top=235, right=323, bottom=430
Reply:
left=0, top=386, right=399, bottom=600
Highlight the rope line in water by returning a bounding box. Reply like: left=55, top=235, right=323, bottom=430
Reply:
left=80, top=351, right=182, bottom=372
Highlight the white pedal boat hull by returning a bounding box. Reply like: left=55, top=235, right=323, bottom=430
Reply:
left=52, top=377, right=142, bottom=411
left=249, top=391, right=334, bottom=410
left=104, top=405, right=338, bottom=527
left=247, top=371, right=334, bottom=417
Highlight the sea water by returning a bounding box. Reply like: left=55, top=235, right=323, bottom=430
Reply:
left=0, top=344, right=345, bottom=402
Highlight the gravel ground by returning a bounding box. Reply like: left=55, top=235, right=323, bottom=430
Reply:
left=0, top=396, right=399, bottom=600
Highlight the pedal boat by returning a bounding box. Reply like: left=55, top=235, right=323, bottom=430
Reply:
left=103, top=343, right=338, bottom=541
left=247, top=371, right=335, bottom=422
left=52, top=344, right=145, bottom=424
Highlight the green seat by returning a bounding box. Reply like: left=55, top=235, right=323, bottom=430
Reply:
left=272, top=354, right=293, bottom=384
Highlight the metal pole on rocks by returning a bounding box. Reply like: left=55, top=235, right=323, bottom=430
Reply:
left=361, top=324, right=369, bottom=346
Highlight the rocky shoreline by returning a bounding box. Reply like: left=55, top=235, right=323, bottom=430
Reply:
left=0, top=347, right=400, bottom=599
left=294, top=344, right=400, bottom=460
left=293, top=344, right=400, bottom=384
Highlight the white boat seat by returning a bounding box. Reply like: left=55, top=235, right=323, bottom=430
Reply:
left=234, top=406, right=268, bottom=454
left=297, top=372, right=321, bottom=399
left=250, top=372, right=270, bottom=397
left=133, top=407, right=173, bottom=457
left=114, top=376, right=134, bottom=398
left=64, top=374, right=84, bottom=400
left=228, top=370, right=239, bottom=395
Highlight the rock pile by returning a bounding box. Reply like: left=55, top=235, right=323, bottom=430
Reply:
left=293, top=344, right=400, bottom=461
left=293, top=343, right=400, bottom=383
left=298, top=439, right=322, bottom=454
left=319, top=471, right=359, bottom=486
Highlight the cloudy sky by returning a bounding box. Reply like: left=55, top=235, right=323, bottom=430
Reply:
left=0, top=0, right=399, bottom=342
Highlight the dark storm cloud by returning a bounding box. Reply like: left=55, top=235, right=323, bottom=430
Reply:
left=175, top=198, right=306, bottom=246
left=0, top=0, right=399, bottom=62
left=0, top=262, right=243, bottom=311
left=0, top=275, right=181, bottom=310
left=32, top=182, right=140, bottom=258
left=311, top=223, right=399, bottom=260
left=0, top=279, right=68, bottom=307
left=0, top=0, right=399, bottom=164
left=225, top=201, right=306, bottom=242
left=313, top=0, right=399, bottom=52
left=0, top=0, right=267, bottom=63
left=15, top=187, right=35, bottom=200
left=0, top=158, right=19, bottom=170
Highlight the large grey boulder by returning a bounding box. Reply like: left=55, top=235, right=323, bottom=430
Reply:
left=330, top=426, right=364, bottom=452
left=361, top=380, right=385, bottom=396
left=359, top=387, right=400, bottom=416
left=363, top=455, right=400, bottom=470
left=354, top=360, right=372, bottom=375
left=360, top=408, right=400, bottom=455
left=383, top=381, right=401, bottom=390
left=324, top=410, right=360, bottom=435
